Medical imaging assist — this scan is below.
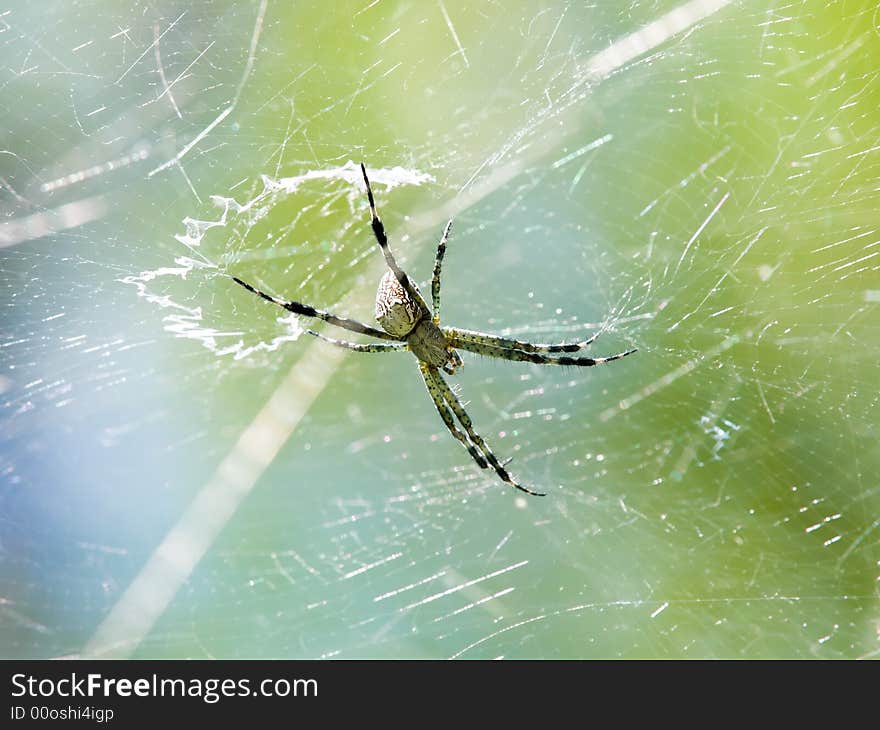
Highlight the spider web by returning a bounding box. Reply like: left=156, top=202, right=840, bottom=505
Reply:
left=2, top=0, right=878, bottom=659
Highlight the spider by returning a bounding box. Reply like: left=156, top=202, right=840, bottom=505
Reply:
left=230, top=163, right=636, bottom=496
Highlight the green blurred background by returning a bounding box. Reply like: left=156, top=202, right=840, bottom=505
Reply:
left=1, top=0, right=878, bottom=658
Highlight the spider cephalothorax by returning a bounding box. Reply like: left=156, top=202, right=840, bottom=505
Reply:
left=230, top=163, right=636, bottom=496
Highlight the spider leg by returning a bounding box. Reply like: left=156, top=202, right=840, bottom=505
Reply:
left=230, top=275, right=401, bottom=342
left=419, top=362, right=489, bottom=470
left=427, top=365, right=546, bottom=496
left=359, top=163, right=431, bottom=314
left=304, top=329, right=408, bottom=353
left=452, top=339, right=637, bottom=366
left=445, top=326, right=602, bottom=353
left=431, top=220, right=454, bottom=322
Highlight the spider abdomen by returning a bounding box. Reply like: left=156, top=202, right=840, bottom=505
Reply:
left=375, top=270, right=421, bottom=336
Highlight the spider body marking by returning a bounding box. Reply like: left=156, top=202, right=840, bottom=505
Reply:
left=230, top=162, right=636, bottom=496
left=375, top=270, right=461, bottom=374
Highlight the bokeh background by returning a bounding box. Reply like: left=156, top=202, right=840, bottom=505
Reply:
left=2, top=0, right=878, bottom=658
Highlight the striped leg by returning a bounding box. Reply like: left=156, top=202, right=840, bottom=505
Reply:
left=230, top=275, right=401, bottom=342
left=452, top=338, right=637, bottom=366
left=427, top=366, right=546, bottom=496
left=359, top=163, right=431, bottom=314
left=445, top=326, right=602, bottom=353
left=431, top=220, right=454, bottom=322
left=419, top=362, right=488, bottom=470
left=305, top=330, right=407, bottom=353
